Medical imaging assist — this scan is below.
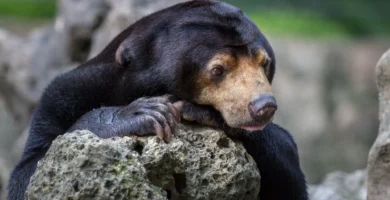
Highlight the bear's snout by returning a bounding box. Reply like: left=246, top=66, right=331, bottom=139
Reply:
left=248, top=94, right=277, bottom=122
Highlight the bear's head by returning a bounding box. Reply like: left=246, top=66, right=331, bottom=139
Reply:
left=112, top=0, right=276, bottom=132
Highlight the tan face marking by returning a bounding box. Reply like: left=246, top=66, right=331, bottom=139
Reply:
left=194, top=50, right=273, bottom=127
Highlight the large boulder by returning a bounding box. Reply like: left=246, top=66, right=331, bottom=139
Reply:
left=0, top=156, right=10, bottom=200
left=0, top=29, right=32, bottom=163
left=271, top=39, right=387, bottom=182
left=309, top=170, right=366, bottom=200
left=26, top=124, right=260, bottom=200
left=367, top=49, right=390, bottom=200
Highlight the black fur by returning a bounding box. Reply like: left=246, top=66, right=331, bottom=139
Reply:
left=241, top=123, right=308, bottom=200
left=8, top=1, right=307, bottom=199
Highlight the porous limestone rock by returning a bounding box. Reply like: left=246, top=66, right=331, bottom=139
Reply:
left=26, top=124, right=260, bottom=200
left=367, top=49, right=390, bottom=200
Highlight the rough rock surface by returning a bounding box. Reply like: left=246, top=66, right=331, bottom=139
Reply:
left=367, top=49, right=390, bottom=200
left=0, top=156, right=10, bottom=200
left=309, top=170, right=366, bottom=200
left=0, top=29, right=32, bottom=159
left=26, top=124, right=260, bottom=200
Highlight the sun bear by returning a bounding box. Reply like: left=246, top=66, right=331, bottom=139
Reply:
left=8, top=1, right=308, bottom=200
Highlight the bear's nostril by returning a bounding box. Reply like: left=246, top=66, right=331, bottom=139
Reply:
left=258, top=106, right=276, bottom=117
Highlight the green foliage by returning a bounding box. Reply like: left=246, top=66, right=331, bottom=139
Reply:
left=248, top=10, right=350, bottom=38
left=225, top=0, right=390, bottom=37
left=0, top=0, right=55, bottom=19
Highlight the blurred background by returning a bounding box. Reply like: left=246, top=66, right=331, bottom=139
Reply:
left=0, top=0, right=389, bottom=199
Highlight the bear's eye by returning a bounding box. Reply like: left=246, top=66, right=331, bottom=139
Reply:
left=212, top=66, right=224, bottom=76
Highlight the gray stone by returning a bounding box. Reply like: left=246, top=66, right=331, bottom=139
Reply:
left=26, top=124, right=260, bottom=200
left=0, top=29, right=32, bottom=163
left=3, top=26, right=70, bottom=104
left=11, top=127, right=29, bottom=164
left=0, top=26, right=77, bottom=164
left=271, top=38, right=387, bottom=182
left=309, top=170, right=366, bottom=200
left=57, top=0, right=109, bottom=62
left=367, top=48, right=390, bottom=200
left=0, top=156, right=10, bottom=200
left=88, top=0, right=183, bottom=58
left=1, top=0, right=109, bottom=108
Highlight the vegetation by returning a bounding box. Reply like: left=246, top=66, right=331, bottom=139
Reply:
left=248, top=11, right=349, bottom=38
left=0, top=0, right=55, bottom=19
left=225, top=0, right=390, bottom=38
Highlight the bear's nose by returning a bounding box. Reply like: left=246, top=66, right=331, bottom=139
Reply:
left=248, top=94, right=277, bottom=121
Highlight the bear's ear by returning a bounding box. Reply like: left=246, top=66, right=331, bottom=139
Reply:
left=115, top=37, right=137, bottom=67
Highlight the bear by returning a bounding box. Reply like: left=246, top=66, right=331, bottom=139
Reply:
left=8, top=1, right=308, bottom=200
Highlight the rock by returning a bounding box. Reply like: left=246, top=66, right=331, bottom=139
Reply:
left=1, top=0, right=184, bottom=108
left=271, top=38, right=387, bottom=182
left=1, top=0, right=110, bottom=112
left=56, top=0, right=109, bottom=62
left=0, top=26, right=77, bottom=168
left=309, top=169, right=367, bottom=200
left=0, top=25, right=78, bottom=146
left=0, top=29, right=32, bottom=164
left=26, top=124, right=260, bottom=200
left=11, top=127, right=29, bottom=164
left=367, top=49, right=390, bottom=200
left=0, top=156, right=11, bottom=200
left=88, top=0, right=183, bottom=58
left=58, top=0, right=108, bottom=38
